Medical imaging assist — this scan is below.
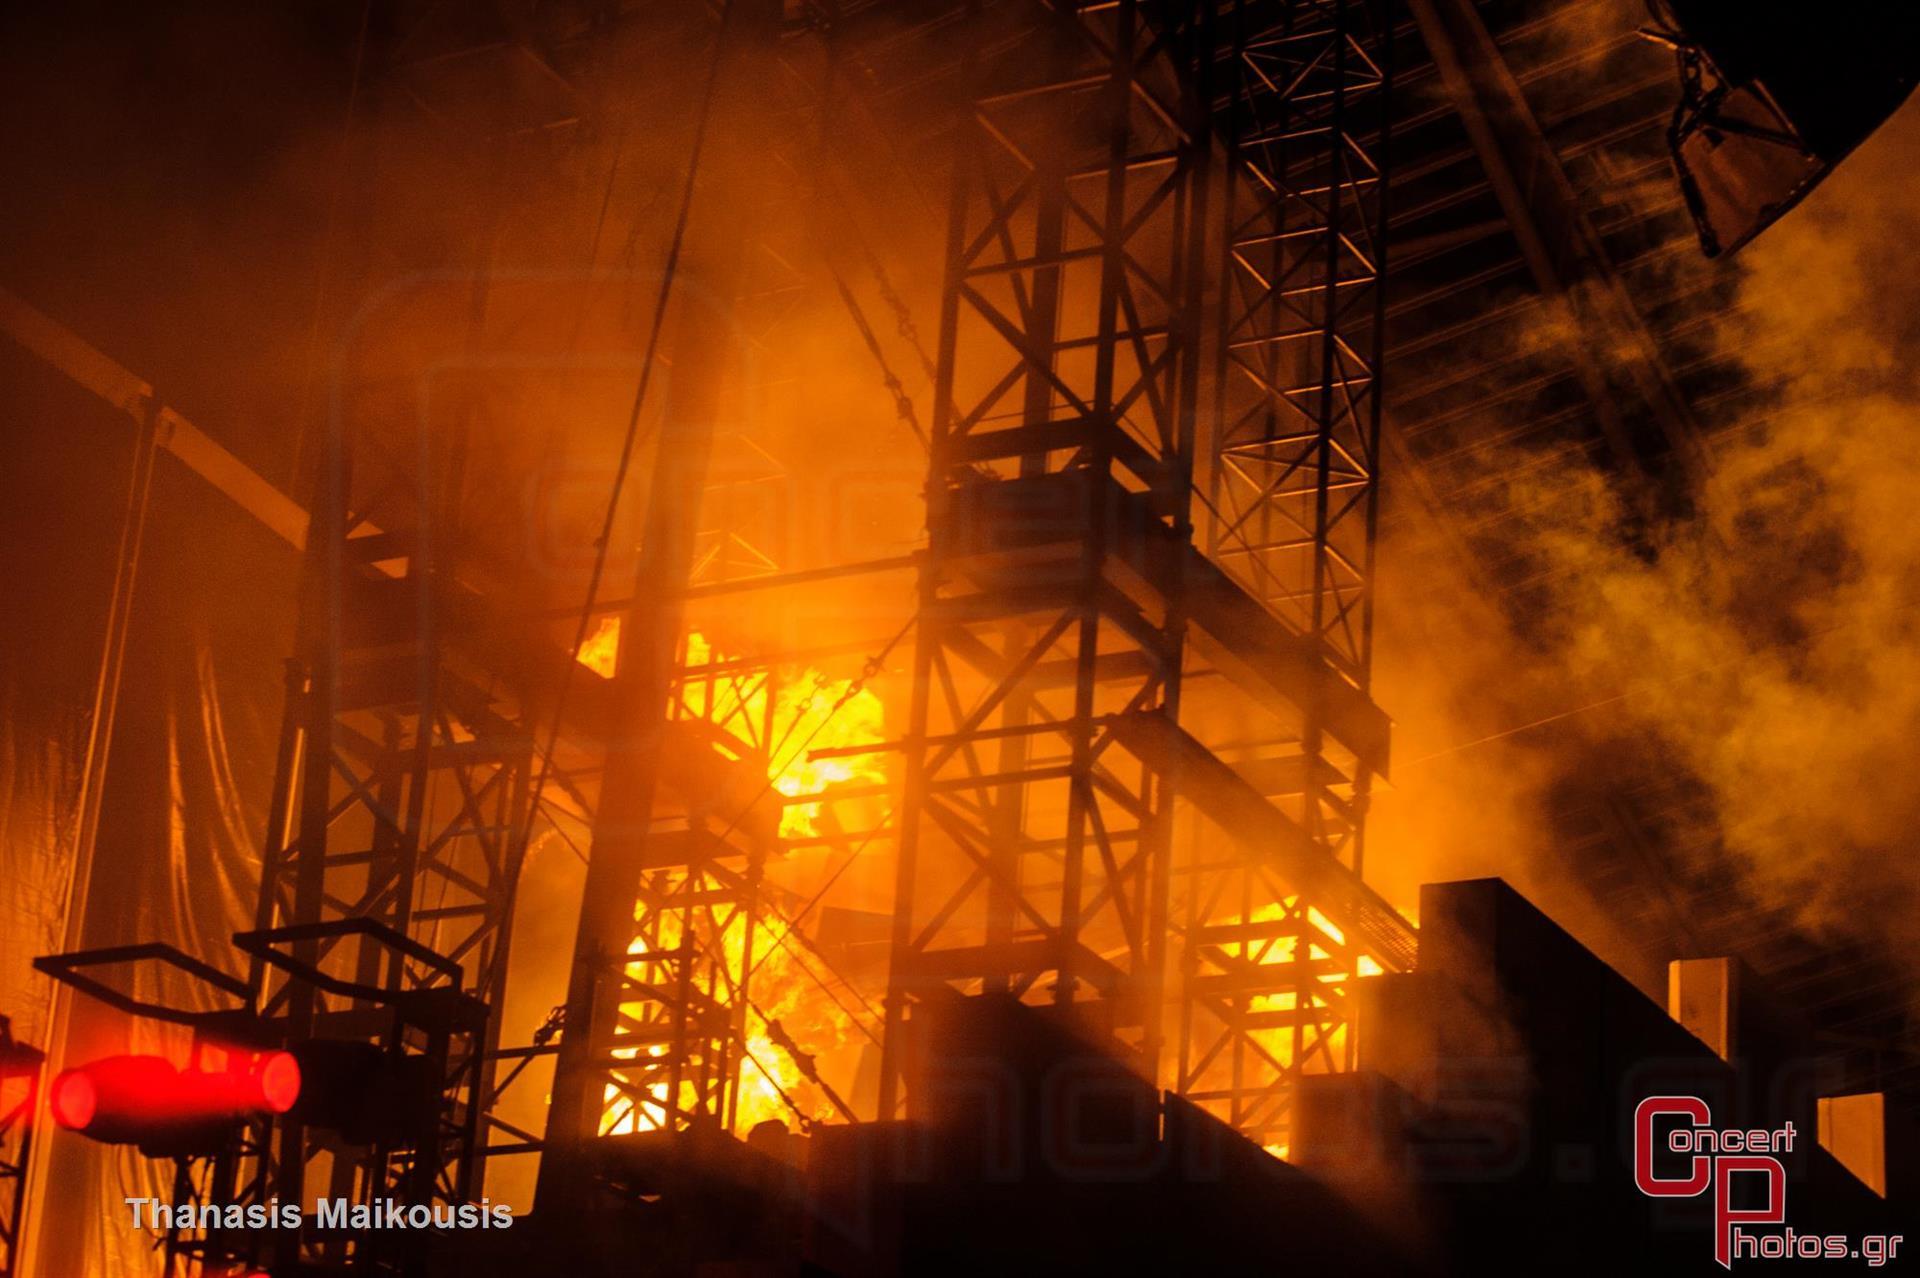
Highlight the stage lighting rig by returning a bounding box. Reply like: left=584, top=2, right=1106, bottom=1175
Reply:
left=48, top=1047, right=300, bottom=1157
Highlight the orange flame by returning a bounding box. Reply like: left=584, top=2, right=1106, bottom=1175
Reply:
left=1219, top=898, right=1382, bottom=1074
left=576, top=615, right=620, bottom=678
left=596, top=622, right=880, bottom=1135
left=604, top=912, right=858, bottom=1136
left=676, top=628, right=888, bottom=840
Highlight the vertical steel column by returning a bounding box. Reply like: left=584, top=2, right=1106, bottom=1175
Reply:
left=246, top=435, right=532, bottom=1230
left=538, top=0, right=785, bottom=1199
left=246, top=209, right=531, bottom=1270
left=878, top=0, right=1212, bottom=1117
left=538, top=274, right=750, bottom=1185
left=1179, top=0, right=1394, bottom=1150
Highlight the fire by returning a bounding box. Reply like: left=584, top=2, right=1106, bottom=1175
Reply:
left=765, top=685, right=886, bottom=841
left=597, top=623, right=882, bottom=1136
left=1218, top=898, right=1384, bottom=1072
left=576, top=614, right=620, bottom=678
left=604, top=910, right=858, bottom=1137
left=676, top=628, right=888, bottom=840
left=577, top=619, right=889, bottom=836
left=732, top=933, right=858, bottom=1132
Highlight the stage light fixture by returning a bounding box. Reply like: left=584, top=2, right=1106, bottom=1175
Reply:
left=287, top=1039, right=436, bottom=1145
left=49, top=1049, right=301, bottom=1154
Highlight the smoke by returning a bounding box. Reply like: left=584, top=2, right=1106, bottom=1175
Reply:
left=1374, top=99, right=1920, bottom=1001
left=1367, top=486, right=1666, bottom=989
left=1553, top=103, right=1920, bottom=942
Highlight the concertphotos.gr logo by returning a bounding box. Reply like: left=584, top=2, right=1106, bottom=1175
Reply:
left=1634, top=1097, right=1903, bottom=1268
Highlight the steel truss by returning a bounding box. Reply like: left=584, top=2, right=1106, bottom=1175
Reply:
left=553, top=527, right=889, bottom=1145
left=25, top=403, right=525, bottom=1277
left=1178, top=0, right=1397, bottom=1148
left=536, top=0, right=937, bottom=1169
left=0, top=1023, right=39, bottom=1278
left=586, top=641, right=773, bottom=1138
left=877, top=0, right=1215, bottom=1115
left=592, top=623, right=892, bottom=1137
left=588, top=417, right=795, bottom=1140
left=243, top=368, right=531, bottom=1264
left=234, top=0, right=564, bottom=1251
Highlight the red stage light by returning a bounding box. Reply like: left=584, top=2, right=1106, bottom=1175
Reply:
left=50, top=1049, right=302, bottom=1149
left=49, top=1069, right=97, bottom=1130
left=48, top=1055, right=181, bottom=1142
left=174, top=1049, right=303, bottom=1119
left=257, top=1050, right=300, bottom=1114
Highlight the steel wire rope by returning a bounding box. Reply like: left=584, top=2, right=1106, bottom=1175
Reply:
left=510, top=0, right=733, bottom=896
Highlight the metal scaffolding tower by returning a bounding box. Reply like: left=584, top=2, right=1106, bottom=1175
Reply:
left=26, top=443, right=530, bottom=1272
left=243, top=327, right=531, bottom=1249
left=876, top=0, right=1215, bottom=1116
left=570, top=626, right=777, bottom=1142
left=20, top=7, right=1413, bottom=1253
left=1178, top=0, right=1399, bottom=1147
left=873, top=0, right=1410, bottom=1145
left=537, top=0, right=788, bottom=1199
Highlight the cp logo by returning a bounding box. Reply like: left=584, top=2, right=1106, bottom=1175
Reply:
left=1634, top=1097, right=1786, bottom=1270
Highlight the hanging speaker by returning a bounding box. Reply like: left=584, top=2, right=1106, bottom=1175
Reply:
left=1650, top=0, right=1920, bottom=255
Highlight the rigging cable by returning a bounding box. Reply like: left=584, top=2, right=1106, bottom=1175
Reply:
left=511, top=0, right=735, bottom=900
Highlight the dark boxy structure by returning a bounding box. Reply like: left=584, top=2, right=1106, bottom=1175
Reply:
left=467, top=877, right=1908, bottom=1277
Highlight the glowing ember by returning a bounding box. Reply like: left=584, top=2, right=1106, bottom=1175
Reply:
left=677, top=629, right=888, bottom=840
left=576, top=615, right=621, bottom=678
left=1217, top=898, right=1384, bottom=1072
left=603, top=885, right=860, bottom=1136
left=599, top=625, right=881, bottom=1136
